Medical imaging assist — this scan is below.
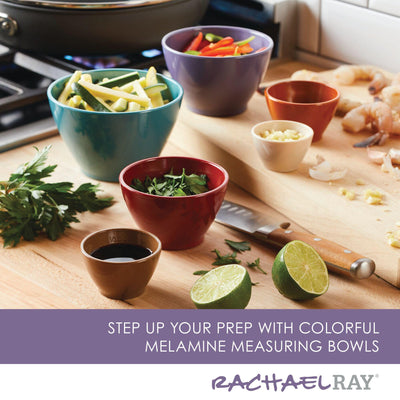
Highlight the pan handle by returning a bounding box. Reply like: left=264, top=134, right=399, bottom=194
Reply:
left=0, top=13, right=18, bottom=36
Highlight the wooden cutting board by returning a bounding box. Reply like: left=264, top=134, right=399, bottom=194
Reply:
left=169, top=61, right=400, bottom=288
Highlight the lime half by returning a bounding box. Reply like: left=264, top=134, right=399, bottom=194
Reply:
left=272, top=240, right=329, bottom=300
left=190, top=264, right=252, bottom=309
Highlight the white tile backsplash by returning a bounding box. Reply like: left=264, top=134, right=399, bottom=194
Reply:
left=335, top=0, right=368, bottom=6
left=317, top=0, right=400, bottom=72
left=369, top=0, right=400, bottom=17
left=296, top=0, right=321, bottom=53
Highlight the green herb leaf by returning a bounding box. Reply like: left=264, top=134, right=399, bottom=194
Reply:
left=9, top=145, right=56, bottom=185
left=211, top=249, right=241, bottom=266
left=225, top=239, right=251, bottom=253
left=131, top=178, right=146, bottom=192
left=184, top=173, right=209, bottom=194
left=247, top=258, right=267, bottom=275
left=0, top=146, right=113, bottom=247
left=193, top=270, right=209, bottom=276
left=130, top=168, right=209, bottom=197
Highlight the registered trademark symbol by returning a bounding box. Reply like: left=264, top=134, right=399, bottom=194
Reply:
left=375, top=374, right=379, bottom=379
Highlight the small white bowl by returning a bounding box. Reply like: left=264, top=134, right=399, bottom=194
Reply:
left=251, top=120, right=314, bottom=172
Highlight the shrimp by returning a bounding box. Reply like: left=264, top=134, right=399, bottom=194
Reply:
left=342, top=101, right=393, bottom=147
left=342, top=101, right=392, bottom=133
left=369, top=71, right=390, bottom=94
left=391, top=72, right=400, bottom=86
left=391, top=110, right=400, bottom=134
left=290, top=69, right=323, bottom=81
left=336, top=97, right=363, bottom=116
left=333, top=65, right=390, bottom=94
left=381, top=85, right=400, bottom=113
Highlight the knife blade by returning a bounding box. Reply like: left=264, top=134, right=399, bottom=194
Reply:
left=216, top=200, right=375, bottom=279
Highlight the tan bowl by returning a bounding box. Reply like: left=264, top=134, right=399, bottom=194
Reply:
left=252, top=120, right=314, bottom=172
left=81, top=228, right=161, bottom=300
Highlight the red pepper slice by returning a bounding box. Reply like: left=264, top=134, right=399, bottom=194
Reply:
left=184, top=32, right=204, bottom=52
left=254, top=47, right=267, bottom=53
left=200, top=45, right=237, bottom=57
left=200, top=36, right=234, bottom=54
left=197, top=38, right=211, bottom=51
left=237, top=43, right=254, bottom=54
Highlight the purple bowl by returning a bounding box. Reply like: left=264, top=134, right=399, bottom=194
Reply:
left=162, top=25, right=274, bottom=117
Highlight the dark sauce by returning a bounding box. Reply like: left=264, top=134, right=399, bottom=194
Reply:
left=91, top=243, right=152, bottom=262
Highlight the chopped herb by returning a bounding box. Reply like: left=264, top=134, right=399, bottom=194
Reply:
left=211, top=249, right=241, bottom=266
left=193, top=270, right=209, bottom=276
left=0, top=146, right=113, bottom=247
left=131, top=168, right=209, bottom=197
left=225, top=239, right=251, bottom=253
left=247, top=258, right=267, bottom=275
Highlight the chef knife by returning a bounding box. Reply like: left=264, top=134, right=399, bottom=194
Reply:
left=215, top=200, right=375, bottom=279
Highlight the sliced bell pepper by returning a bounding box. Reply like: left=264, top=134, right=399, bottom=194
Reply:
left=182, top=32, right=261, bottom=57
left=237, top=43, right=254, bottom=54
left=254, top=47, right=268, bottom=53
left=200, top=36, right=234, bottom=54
left=197, top=38, right=211, bottom=51
left=200, top=45, right=237, bottom=57
left=184, top=32, right=204, bottom=52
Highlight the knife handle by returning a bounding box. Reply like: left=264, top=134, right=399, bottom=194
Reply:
left=255, top=227, right=375, bottom=279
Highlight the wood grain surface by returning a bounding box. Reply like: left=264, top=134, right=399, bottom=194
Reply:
left=0, top=61, right=399, bottom=309
left=173, top=60, right=400, bottom=288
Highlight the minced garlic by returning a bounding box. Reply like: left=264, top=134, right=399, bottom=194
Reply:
left=356, top=178, right=365, bottom=185
left=387, top=230, right=400, bottom=248
left=338, top=187, right=356, bottom=200
left=259, top=129, right=303, bottom=141
left=364, top=189, right=384, bottom=205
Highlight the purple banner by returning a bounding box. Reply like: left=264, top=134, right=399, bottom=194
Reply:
left=0, top=309, right=398, bottom=364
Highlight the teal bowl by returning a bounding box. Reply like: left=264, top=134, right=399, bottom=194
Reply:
left=47, top=68, right=183, bottom=182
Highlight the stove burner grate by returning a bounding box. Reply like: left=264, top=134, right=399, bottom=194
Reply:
left=0, top=45, right=165, bottom=152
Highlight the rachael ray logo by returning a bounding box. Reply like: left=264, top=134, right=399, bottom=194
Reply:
left=211, top=373, right=377, bottom=392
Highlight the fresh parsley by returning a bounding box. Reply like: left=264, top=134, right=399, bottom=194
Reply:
left=224, top=239, right=251, bottom=253
left=131, top=168, right=209, bottom=197
left=193, top=239, right=267, bottom=276
left=0, top=146, right=113, bottom=247
left=247, top=257, right=267, bottom=275
left=211, top=249, right=241, bottom=266
left=193, top=270, right=209, bottom=276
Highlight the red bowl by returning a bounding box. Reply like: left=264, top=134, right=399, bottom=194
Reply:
left=119, top=156, right=229, bottom=250
left=265, top=80, right=340, bottom=142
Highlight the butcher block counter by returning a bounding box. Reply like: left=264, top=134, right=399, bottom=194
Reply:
left=0, top=61, right=399, bottom=310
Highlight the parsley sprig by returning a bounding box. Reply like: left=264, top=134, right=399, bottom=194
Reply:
left=0, top=146, right=113, bottom=247
left=211, top=249, right=241, bottom=266
left=193, top=239, right=268, bottom=277
left=247, top=257, right=267, bottom=275
left=224, top=239, right=251, bottom=253
left=131, top=168, right=209, bottom=197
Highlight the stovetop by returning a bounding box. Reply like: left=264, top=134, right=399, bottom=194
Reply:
left=0, top=0, right=279, bottom=152
left=0, top=44, right=165, bottom=152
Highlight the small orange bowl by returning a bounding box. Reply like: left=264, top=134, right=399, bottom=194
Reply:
left=265, top=80, right=340, bottom=142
